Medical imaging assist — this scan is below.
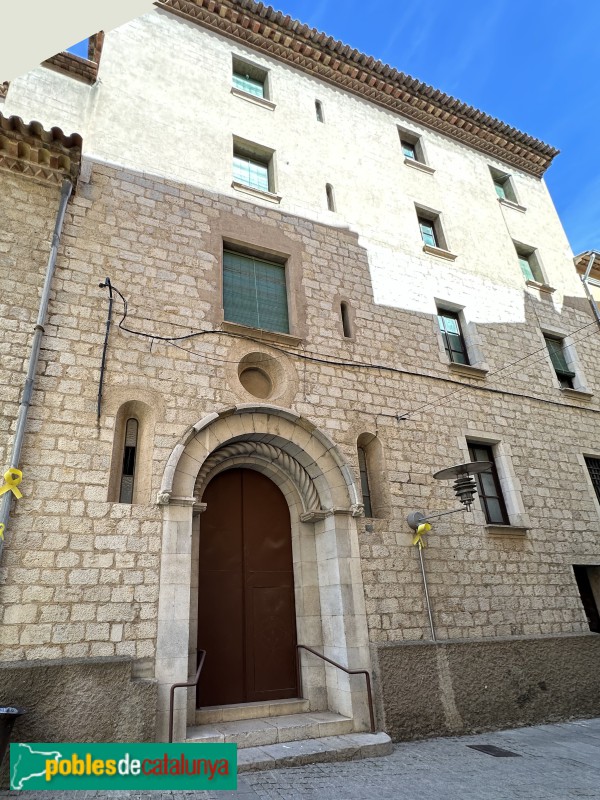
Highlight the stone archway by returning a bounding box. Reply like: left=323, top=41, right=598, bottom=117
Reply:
left=155, top=405, right=370, bottom=741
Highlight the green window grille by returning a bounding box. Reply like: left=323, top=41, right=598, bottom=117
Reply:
left=223, top=250, right=289, bottom=334
left=438, top=310, right=469, bottom=364
left=233, top=154, right=269, bottom=192
left=418, top=217, right=437, bottom=247
left=357, top=446, right=373, bottom=518
left=401, top=140, right=417, bottom=160
left=544, top=336, right=575, bottom=388
left=468, top=443, right=509, bottom=525
left=494, top=179, right=507, bottom=199
left=232, top=71, right=265, bottom=98
left=119, top=418, right=138, bottom=504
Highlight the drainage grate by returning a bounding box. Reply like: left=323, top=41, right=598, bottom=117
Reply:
left=467, top=744, right=521, bottom=758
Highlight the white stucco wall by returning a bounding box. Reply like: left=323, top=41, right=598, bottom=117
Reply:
left=4, top=7, right=581, bottom=324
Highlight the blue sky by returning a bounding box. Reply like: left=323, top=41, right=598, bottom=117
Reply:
left=68, top=1, right=599, bottom=254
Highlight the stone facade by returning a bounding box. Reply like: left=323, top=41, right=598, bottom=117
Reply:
left=1, top=0, right=600, bottom=744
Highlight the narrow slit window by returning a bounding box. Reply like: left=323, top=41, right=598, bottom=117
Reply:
left=357, top=445, right=373, bottom=518
left=315, top=100, right=324, bottom=122
left=119, top=418, right=138, bottom=504
left=341, top=302, right=352, bottom=338
left=326, top=183, right=336, bottom=211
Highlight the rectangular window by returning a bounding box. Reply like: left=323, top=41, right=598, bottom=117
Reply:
left=418, top=217, right=438, bottom=248
left=468, top=443, right=509, bottom=525
left=514, top=243, right=544, bottom=284
left=437, top=310, right=469, bottom=364
left=233, top=151, right=270, bottom=193
left=585, top=457, right=600, bottom=504
left=233, top=72, right=264, bottom=97
left=490, top=167, right=517, bottom=203
left=232, top=57, right=268, bottom=99
left=401, top=140, right=417, bottom=160
left=544, top=335, right=575, bottom=389
left=223, top=249, right=289, bottom=334
left=398, top=127, right=426, bottom=164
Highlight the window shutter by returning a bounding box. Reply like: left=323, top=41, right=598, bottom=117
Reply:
left=223, top=251, right=289, bottom=334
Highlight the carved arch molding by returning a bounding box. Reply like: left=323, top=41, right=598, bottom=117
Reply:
left=194, top=440, right=321, bottom=513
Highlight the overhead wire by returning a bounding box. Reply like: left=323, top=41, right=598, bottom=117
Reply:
left=103, top=282, right=600, bottom=420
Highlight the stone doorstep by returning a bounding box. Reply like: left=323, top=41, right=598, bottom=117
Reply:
left=195, top=697, right=310, bottom=724
left=237, top=732, right=393, bottom=772
left=185, top=711, right=354, bottom=748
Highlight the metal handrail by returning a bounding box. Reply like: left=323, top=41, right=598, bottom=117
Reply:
left=296, top=644, right=375, bottom=733
left=168, top=649, right=206, bottom=743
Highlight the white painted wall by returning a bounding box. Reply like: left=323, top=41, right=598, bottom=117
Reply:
left=4, top=7, right=582, bottom=323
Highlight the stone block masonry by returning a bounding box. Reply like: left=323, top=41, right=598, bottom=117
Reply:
left=0, top=156, right=598, bottom=668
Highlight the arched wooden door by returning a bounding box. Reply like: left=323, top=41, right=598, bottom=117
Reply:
left=197, top=468, right=298, bottom=707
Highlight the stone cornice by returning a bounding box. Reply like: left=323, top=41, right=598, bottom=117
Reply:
left=156, top=0, right=558, bottom=177
left=0, top=113, right=82, bottom=187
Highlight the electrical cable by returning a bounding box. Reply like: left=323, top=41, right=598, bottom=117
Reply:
left=102, top=281, right=600, bottom=420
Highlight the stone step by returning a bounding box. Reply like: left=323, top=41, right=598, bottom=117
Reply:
left=186, top=711, right=354, bottom=749
left=238, top=732, right=393, bottom=772
left=195, top=697, right=310, bottom=725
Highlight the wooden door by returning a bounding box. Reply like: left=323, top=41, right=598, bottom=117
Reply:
left=197, top=468, right=298, bottom=707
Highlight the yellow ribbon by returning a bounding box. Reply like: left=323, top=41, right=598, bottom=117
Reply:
left=0, top=524, right=4, bottom=540
left=0, top=468, right=23, bottom=499
left=412, top=522, right=431, bottom=549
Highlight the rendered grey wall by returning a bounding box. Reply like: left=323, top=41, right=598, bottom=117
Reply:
left=0, top=656, right=156, bottom=786
left=373, top=634, right=600, bottom=741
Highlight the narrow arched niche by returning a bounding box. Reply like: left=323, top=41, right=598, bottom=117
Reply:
left=356, top=432, right=390, bottom=518
left=107, top=399, right=155, bottom=504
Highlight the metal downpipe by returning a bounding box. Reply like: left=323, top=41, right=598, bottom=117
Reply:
left=0, top=178, right=73, bottom=563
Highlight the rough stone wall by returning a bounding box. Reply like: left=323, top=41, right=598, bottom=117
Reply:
left=372, top=635, right=600, bottom=740
left=1, top=160, right=599, bottom=665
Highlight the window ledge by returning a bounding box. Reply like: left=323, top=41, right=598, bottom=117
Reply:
left=526, top=279, right=555, bottom=294
left=230, top=86, right=276, bottom=111
left=423, top=244, right=457, bottom=261
left=560, top=387, right=594, bottom=401
left=499, top=197, right=527, bottom=213
left=222, top=320, right=302, bottom=347
left=232, top=181, right=281, bottom=204
left=404, top=157, right=435, bottom=175
left=485, top=524, right=528, bottom=537
left=447, top=362, right=488, bottom=380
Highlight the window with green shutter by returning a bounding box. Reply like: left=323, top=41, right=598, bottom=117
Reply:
left=544, top=335, right=575, bottom=388
left=223, top=250, right=289, bottom=334
left=437, top=309, right=469, bottom=364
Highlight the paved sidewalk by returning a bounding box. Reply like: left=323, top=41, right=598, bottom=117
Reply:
left=3, top=717, right=599, bottom=799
